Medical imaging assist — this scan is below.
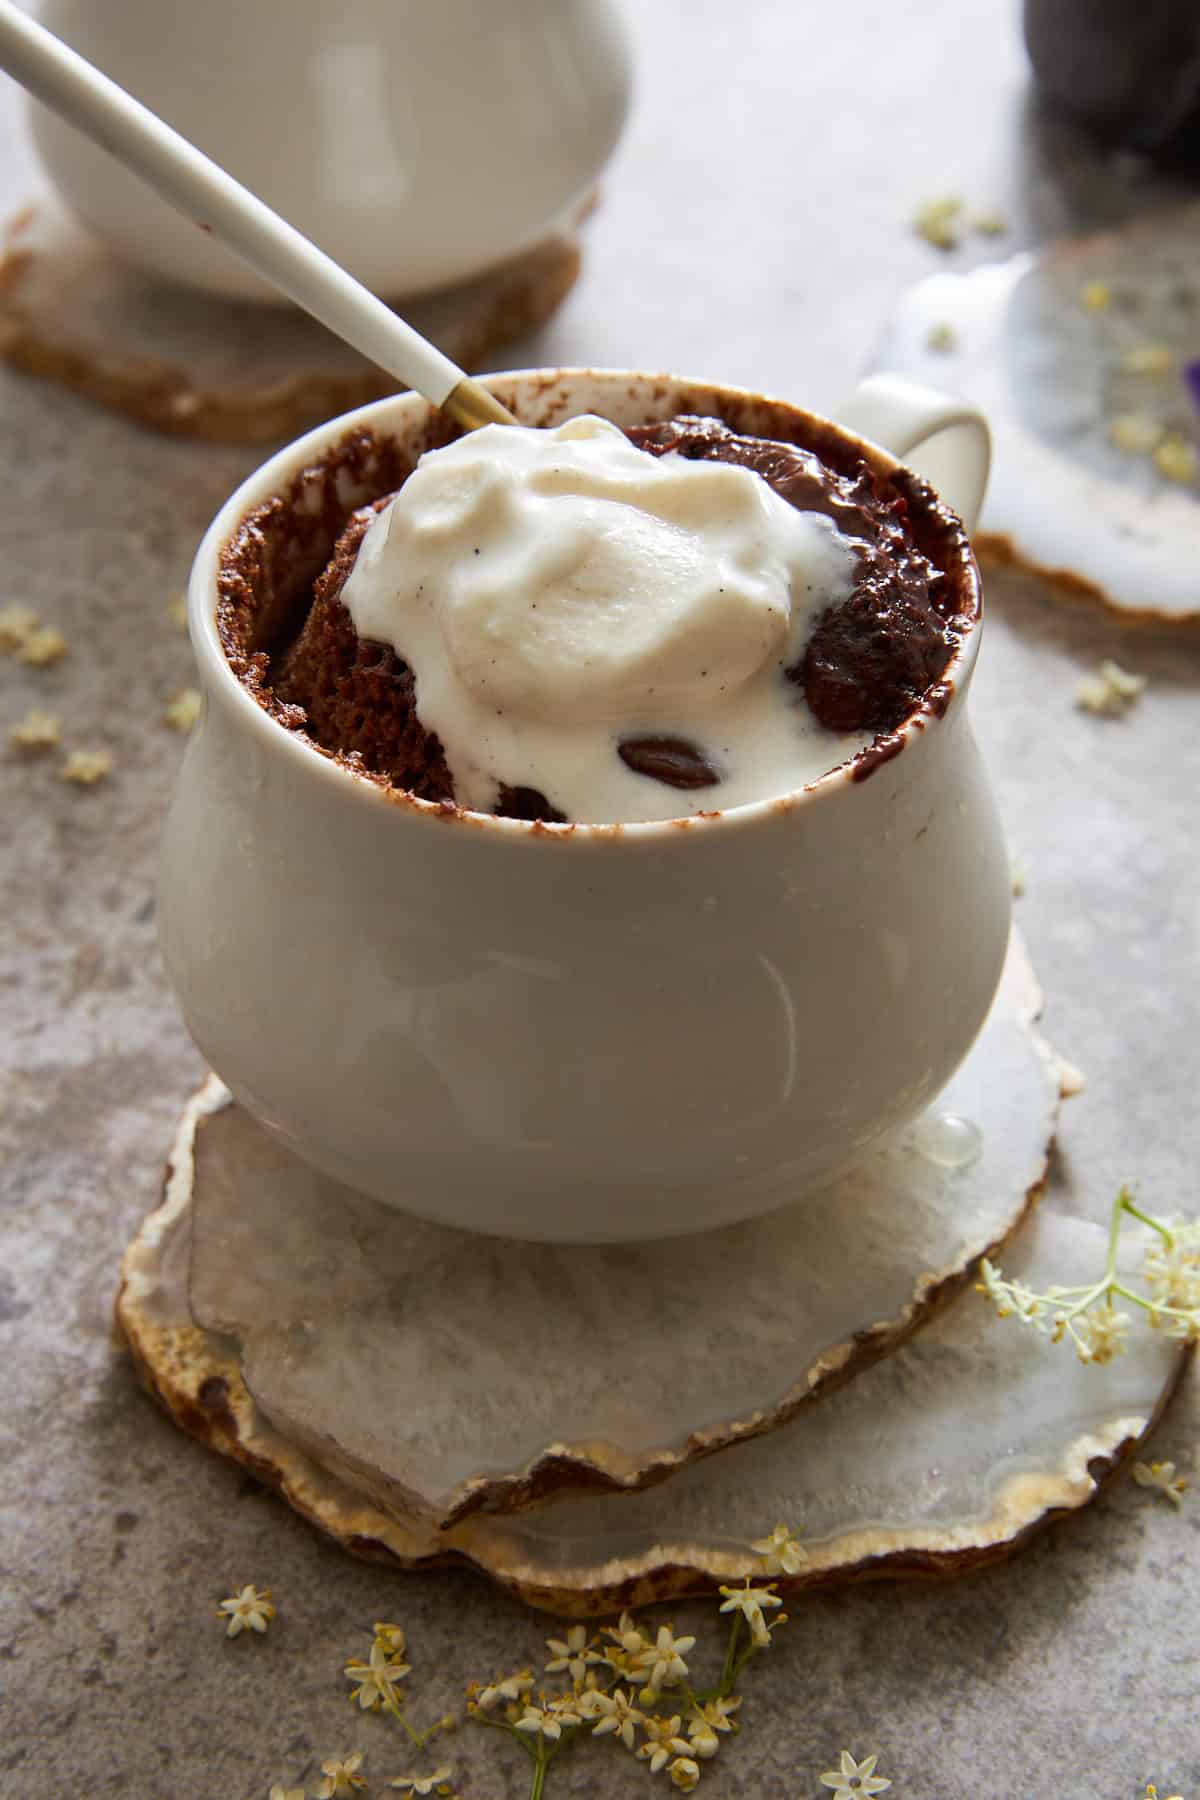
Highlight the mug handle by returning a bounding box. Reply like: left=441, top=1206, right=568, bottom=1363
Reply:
left=837, top=374, right=991, bottom=532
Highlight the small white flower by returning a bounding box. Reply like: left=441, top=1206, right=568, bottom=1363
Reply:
left=687, top=1694, right=741, bottom=1756
left=717, top=1581, right=783, bottom=1647
left=819, top=1749, right=893, bottom=1798
left=583, top=1687, right=643, bottom=1750
left=1072, top=1305, right=1130, bottom=1364
left=345, top=1639, right=410, bottom=1711
left=217, top=1584, right=276, bottom=1638
left=373, top=1623, right=407, bottom=1657
left=544, top=1624, right=602, bottom=1683
left=315, top=1753, right=367, bottom=1799
left=750, top=1522, right=807, bottom=1574
left=473, top=1669, right=533, bottom=1712
left=387, top=1768, right=454, bottom=1795
left=1153, top=435, right=1198, bottom=486
left=912, top=195, right=963, bottom=250
left=1075, top=659, right=1147, bottom=718
left=668, top=1755, right=702, bottom=1791
left=1144, top=1222, right=1200, bottom=1311
left=1132, top=1460, right=1189, bottom=1508
left=17, top=624, right=68, bottom=667
left=637, top=1715, right=689, bottom=1774
left=164, top=687, right=203, bottom=733
left=61, top=747, right=114, bottom=785
left=0, top=602, right=39, bottom=652
left=637, top=1624, right=697, bottom=1693
left=514, top=1701, right=570, bottom=1741
left=9, top=706, right=60, bottom=750
left=1107, top=411, right=1163, bottom=455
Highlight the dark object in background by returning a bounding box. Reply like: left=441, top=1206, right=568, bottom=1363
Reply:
left=1024, top=0, right=1200, bottom=164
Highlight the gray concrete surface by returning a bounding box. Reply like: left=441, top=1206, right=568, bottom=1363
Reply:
left=2, top=3, right=1198, bottom=1796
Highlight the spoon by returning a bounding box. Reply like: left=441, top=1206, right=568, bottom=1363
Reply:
left=0, top=0, right=517, bottom=432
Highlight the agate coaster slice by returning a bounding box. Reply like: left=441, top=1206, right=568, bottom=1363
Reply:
left=120, top=933, right=1068, bottom=1547
left=0, top=192, right=585, bottom=445
left=868, top=205, right=1200, bottom=620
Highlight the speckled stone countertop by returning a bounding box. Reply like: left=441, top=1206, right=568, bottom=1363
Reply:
left=2, top=4, right=1198, bottom=1796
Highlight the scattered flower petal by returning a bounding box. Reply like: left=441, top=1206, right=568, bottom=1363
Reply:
left=270, top=1787, right=306, bottom=1800
left=17, top=624, right=68, bottom=667
left=1119, top=343, right=1173, bottom=376
left=925, top=322, right=958, bottom=352
left=0, top=602, right=39, bottom=652
left=912, top=195, right=963, bottom=250
left=1081, top=280, right=1112, bottom=311
left=167, top=592, right=190, bottom=631
left=164, top=687, right=203, bottom=733
left=1075, top=659, right=1147, bottom=718
left=1152, top=434, right=1197, bottom=485
left=1132, top=1460, right=1188, bottom=1508
left=9, top=706, right=61, bottom=750
left=387, top=1769, right=454, bottom=1795
left=217, top=1583, right=276, bottom=1638
left=1108, top=412, right=1163, bottom=455
left=471, top=1669, right=534, bottom=1713
left=61, top=748, right=114, bottom=786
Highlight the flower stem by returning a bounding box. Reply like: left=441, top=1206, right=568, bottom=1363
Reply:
left=717, top=1612, right=743, bottom=1695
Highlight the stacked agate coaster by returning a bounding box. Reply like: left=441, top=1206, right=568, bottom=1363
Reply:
left=117, top=935, right=1189, bottom=1614
left=0, top=191, right=586, bottom=445
left=869, top=203, right=1200, bottom=621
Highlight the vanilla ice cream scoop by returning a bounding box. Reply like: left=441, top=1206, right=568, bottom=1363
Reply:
left=340, top=414, right=868, bottom=821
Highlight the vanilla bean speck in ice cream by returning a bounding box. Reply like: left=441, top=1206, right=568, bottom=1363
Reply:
left=227, top=408, right=969, bottom=822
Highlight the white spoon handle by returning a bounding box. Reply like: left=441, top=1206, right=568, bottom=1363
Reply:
left=0, top=0, right=511, bottom=421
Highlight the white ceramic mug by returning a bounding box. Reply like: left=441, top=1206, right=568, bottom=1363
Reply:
left=28, top=0, right=632, bottom=299
left=159, top=368, right=1008, bottom=1243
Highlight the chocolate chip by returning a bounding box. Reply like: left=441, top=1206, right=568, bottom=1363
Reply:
left=618, top=736, right=721, bottom=788
left=495, top=784, right=568, bottom=823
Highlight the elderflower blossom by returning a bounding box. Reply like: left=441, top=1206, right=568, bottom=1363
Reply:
left=513, top=1698, right=578, bottom=1741
left=687, top=1695, right=741, bottom=1758
left=601, top=1611, right=655, bottom=1680
left=751, top=1522, right=807, bottom=1574
left=16, top=623, right=68, bottom=667
left=544, top=1624, right=603, bottom=1683
left=217, top=1583, right=276, bottom=1638
left=1132, top=1460, right=1189, bottom=1508
left=819, top=1749, right=893, bottom=1798
left=9, top=706, right=60, bottom=750
left=163, top=687, right=203, bottom=733
left=315, top=1753, right=366, bottom=1798
left=582, top=1687, right=643, bottom=1750
left=717, top=1581, right=783, bottom=1647
left=668, top=1755, right=702, bottom=1791
left=1075, top=659, right=1147, bottom=717
left=637, top=1715, right=690, bottom=1773
left=912, top=195, right=963, bottom=250
left=1144, top=1221, right=1200, bottom=1313
left=344, top=1639, right=411, bottom=1711
left=61, top=747, right=113, bottom=785
left=387, top=1770, right=455, bottom=1795
left=976, top=1260, right=1046, bottom=1330
left=470, top=1669, right=534, bottom=1713
left=373, top=1623, right=407, bottom=1657
left=1068, top=1304, right=1130, bottom=1365
left=637, top=1624, right=697, bottom=1694
left=0, top=602, right=39, bottom=651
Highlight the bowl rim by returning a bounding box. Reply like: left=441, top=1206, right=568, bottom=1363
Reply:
left=188, top=366, right=984, bottom=844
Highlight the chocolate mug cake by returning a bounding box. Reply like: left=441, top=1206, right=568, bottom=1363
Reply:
left=219, top=409, right=976, bottom=825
